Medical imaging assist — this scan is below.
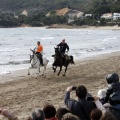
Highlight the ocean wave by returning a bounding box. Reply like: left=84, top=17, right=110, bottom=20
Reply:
left=0, top=48, right=20, bottom=52
left=41, top=37, right=54, bottom=40
left=0, top=60, right=30, bottom=66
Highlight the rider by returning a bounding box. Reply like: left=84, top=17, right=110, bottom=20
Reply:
left=57, top=39, right=69, bottom=55
left=35, top=41, right=43, bottom=66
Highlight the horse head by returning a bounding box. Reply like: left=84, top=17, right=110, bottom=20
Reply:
left=54, top=47, right=60, bottom=54
left=30, top=49, right=37, bottom=63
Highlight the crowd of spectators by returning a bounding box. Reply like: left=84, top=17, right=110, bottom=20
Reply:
left=0, top=73, right=120, bottom=120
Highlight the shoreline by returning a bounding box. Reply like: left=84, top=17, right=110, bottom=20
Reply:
left=1, top=24, right=120, bottom=30
left=1, top=51, right=120, bottom=119
left=45, top=24, right=120, bottom=30
left=1, top=50, right=120, bottom=83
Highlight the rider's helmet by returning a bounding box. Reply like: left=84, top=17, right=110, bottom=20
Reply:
left=106, top=73, right=119, bottom=84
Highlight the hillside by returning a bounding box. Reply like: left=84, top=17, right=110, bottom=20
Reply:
left=0, top=0, right=93, bottom=15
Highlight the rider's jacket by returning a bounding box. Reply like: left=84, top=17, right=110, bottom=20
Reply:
left=57, top=42, right=69, bottom=54
left=36, top=45, right=43, bottom=53
left=105, top=82, right=120, bottom=105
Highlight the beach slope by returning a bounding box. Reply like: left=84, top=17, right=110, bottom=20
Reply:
left=0, top=52, right=120, bottom=119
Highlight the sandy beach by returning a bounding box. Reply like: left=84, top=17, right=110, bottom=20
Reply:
left=1, top=51, right=120, bottom=119
left=46, top=24, right=120, bottom=30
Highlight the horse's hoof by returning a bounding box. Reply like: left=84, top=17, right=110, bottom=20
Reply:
left=28, top=73, right=30, bottom=75
left=42, top=74, right=44, bottom=76
left=62, top=74, right=65, bottom=76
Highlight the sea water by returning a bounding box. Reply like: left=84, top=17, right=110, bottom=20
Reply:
left=0, top=27, right=120, bottom=74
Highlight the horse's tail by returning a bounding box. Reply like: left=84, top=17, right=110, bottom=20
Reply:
left=70, top=56, right=75, bottom=64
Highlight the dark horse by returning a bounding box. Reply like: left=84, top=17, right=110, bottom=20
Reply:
left=52, top=47, right=75, bottom=76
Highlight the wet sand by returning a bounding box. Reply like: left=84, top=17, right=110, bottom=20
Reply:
left=0, top=52, right=120, bottom=119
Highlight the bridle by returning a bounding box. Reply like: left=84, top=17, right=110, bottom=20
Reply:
left=30, top=53, right=39, bottom=67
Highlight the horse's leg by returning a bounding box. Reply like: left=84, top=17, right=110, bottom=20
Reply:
left=35, top=66, right=40, bottom=79
left=54, top=66, right=57, bottom=73
left=58, top=66, right=62, bottom=76
left=63, top=66, right=68, bottom=76
left=38, top=66, right=40, bottom=73
left=42, top=65, right=46, bottom=76
left=53, top=66, right=57, bottom=72
left=52, top=65, right=55, bottom=71
left=28, top=67, right=31, bottom=75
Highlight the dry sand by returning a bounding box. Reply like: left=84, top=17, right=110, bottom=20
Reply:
left=1, top=52, right=120, bottom=119
left=46, top=24, right=120, bottom=30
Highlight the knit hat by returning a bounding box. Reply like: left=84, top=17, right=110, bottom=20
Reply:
left=97, top=89, right=107, bottom=99
left=32, top=108, right=45, bottom=120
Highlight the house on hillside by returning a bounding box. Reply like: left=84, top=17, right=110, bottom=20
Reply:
left=46, top=8, right=70, bottom=17
left=67, top=10, right=83, bottom=19
left=100, top=13, right=120, bottom=21
left=46, top=7, right=83, bottom=23
left=85, top=14, right=92, bottom=17
left=67, top=10, right=83, bottom=23
left=101, top=13, right=112, bottom=19
left=113, top=13, right=120, bottom=20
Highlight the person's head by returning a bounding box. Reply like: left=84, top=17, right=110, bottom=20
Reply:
left=62, top=113, right=79, bottom=120
left=43, top=104, right=56, bottom=119
left=37, top=41, right=40, bottom=46
left=62, top=39, right=65, bottom=43
left=100, top=111, right=116, bottom=120
left=106, top=73, right=119, bottom=84
left=90, top=109, right=102, bottom=120
left=97, top=89, right=107, bottom=99
left=32, top=108, right=45, bottom=120
left=56, top=108, right=70, bottom=120
left=76, top=85, right=87, bottom=99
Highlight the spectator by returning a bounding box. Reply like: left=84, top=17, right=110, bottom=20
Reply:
left=62, top=113, right=79, bottom=120
left=0, top=108, right=18, bottom=120
left=105, top=73, right=120, bottom=120
left=100, top=111, right=116, bottom=120
left=43, top=104, right=57, bottom=120
left=105, top=73, right=120, bottom=104
left=90, top=108, right=102, bottom=120
left=56, top=108, right=70, bottom=120
left=28, top=108, right=45, bottom=120
left=64, top=85, right=96, bottom=120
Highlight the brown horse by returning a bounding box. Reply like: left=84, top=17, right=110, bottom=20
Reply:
left=52, top=47, right=75, bottom=76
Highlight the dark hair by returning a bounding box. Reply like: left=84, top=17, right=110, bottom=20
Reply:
left=76, top=85, right=87, bottom=99
left=100, top=111, right=116, bottom=120
left=56, top=108, right=70, bottom=120
left=32, top=109, right=45, bottom=120
left=91, top=109, right=102, bottom=120
left=43, top=104, right=56, bottom=119
left=37, top=41, right=40, bottom=44
left=62, top=113, right=79, bottom=120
